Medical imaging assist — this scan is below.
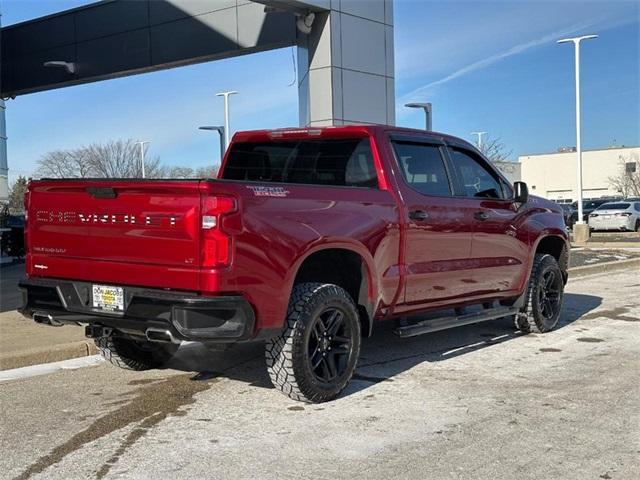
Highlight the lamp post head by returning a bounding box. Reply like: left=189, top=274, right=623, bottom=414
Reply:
left=215, top=91, right=238, bottom=97
left=199, top=126, right=224, bottom=134
left=405, top=102, right=431, bottom=110
left=557, top=34, right=598, bottom=45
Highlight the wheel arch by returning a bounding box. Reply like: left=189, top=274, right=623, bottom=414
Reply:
left=533, top=234, right=570, bottom=283
left=288, top=244, right=377, bottom=338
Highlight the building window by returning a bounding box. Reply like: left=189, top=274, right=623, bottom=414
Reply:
left=626, top=162, right=637, bottom=174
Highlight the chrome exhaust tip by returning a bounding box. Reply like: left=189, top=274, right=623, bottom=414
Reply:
left=33, top=311, right=64, bottom=327
left=145, top=328, right=180, bottom=344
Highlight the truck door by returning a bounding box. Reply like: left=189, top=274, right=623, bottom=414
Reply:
left=445, top=145, right=529, bottom=296
left=389, top=137, right=477, bottom=307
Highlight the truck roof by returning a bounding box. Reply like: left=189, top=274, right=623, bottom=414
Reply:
left=231, top=125, right=478, bottom=151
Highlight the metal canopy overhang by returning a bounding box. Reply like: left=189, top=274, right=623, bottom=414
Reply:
left=0, top=0, right=328, bottom=98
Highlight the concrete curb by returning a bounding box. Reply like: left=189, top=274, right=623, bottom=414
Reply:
left=0, top=340, right=98, bottom=371
left=568, top=257, right=640, bottom=278
left=579, top=242, right=640, bottom=248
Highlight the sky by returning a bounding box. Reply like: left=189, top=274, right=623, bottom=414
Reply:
left=2, top=0, right=639, bottom=181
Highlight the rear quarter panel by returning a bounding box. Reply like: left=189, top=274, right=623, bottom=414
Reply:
left=204, top=181, right=401, bottom=331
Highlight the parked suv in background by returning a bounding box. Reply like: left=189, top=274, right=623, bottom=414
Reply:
left=558, top=203, right=575, bottom=229
left=588, top=201, right=640, bottom=231
left=570, top=198, right=618, bottom=224
left=20, top=126, right=569, bottom=403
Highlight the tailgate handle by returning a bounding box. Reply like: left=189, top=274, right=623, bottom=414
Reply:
left=86, top=187, right=117, bottom=199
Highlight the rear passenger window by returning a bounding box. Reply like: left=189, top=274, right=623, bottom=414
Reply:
left=223, top=138, right=378, bottom=188
left=448, top=148, right=505, bottom=199
left=392, top=142, right=451, bottom=196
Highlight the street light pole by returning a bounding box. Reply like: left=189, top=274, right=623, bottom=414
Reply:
left=405, top=102, right=432, bottom=131
left=135, top=141, right=150, bottom=178
left=215, top=91, right=238, bottom=147
left=471, top=131, right=487, bottom=151
left=198, top=126, right=226, bottom=161
left=557, top=34, right=598, bottom=225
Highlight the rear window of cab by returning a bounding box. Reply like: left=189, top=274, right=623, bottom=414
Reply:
left=596, top=203, right=630, bottom=210
left=222, top=138, right=378, bottom=188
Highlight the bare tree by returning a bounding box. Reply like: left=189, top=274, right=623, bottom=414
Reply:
left=35, top=139, right=220, bottom=180
left=608, top=155, right=640, bottom=197
left=36, top=139, right=163, bottom=179
left=478, top=136, right=513, bottom=163
left=194, top=166, right=219, bottom=178
left=158, top=165, right=218, bottom=179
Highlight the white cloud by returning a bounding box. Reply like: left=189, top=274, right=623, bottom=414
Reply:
left=398, top=21, right=593, bottom=104
left=396, top=2, right=638, bottom=107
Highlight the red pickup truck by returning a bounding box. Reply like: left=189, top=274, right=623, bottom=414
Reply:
left=20, top=126, right=569, bottom=402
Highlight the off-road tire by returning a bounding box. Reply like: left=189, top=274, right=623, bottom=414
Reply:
left=515, top=254, right=564, bottom=334
left=265, top=283, right=361, bottom=403
left=96, top=336, right=177, bottom=371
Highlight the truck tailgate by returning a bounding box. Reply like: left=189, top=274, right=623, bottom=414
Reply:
left=27, top=180, right=202, bottom=290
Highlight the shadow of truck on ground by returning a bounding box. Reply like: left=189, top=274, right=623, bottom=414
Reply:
left=166, top=292, right=602, bottom=397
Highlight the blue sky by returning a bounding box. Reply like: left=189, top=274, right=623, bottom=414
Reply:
left=2, top=0, right=639, bottom=180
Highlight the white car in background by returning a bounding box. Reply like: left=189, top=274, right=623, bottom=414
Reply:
left=588, top=201, right=640, bottom=232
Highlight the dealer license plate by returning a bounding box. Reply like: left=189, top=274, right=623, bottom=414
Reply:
left=92, top=285, right=124, bottom=312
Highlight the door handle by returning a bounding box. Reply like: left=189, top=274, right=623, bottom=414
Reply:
left=409, top=210, right=429, bottom=221
left=474, top=211, right=489, bottom=221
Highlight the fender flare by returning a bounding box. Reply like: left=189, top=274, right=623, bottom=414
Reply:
left=285, top=240, right=379, bottom=336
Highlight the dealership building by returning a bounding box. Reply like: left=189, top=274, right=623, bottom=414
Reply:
left=518, top=145, right=639, bottom=203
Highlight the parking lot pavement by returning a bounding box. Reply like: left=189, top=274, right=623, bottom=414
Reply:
left=569, top=248, right=640, bottom=267
left=1, top=270, right=639, bottom=480
left=1, top=263, right=25, bottom=313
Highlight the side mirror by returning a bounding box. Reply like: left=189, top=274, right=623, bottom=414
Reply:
left=513, top=181, right=529, bottom=204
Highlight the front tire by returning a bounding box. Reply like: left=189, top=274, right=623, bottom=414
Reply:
left=515, top=254, right=564, bottom=333
left=266, top=283, right=361, bottom=403
left=96, top=336, right=177, bottom=371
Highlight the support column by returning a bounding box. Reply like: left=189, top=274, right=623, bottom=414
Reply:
left=298, top=0, right=395, bottom=126
left=0, top=3, right=7, bottom=203
left=0, top=99, right=7, bottom=204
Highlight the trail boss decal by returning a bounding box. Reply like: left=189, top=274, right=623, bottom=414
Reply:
left=246, top=186, right=290, bottom=198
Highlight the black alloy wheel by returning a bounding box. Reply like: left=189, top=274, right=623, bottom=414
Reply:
left=538, top=268, right=562, bottom=322
left=307, top=307, right=354, bottom=384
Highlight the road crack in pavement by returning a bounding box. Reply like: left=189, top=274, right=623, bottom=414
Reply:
left=13, top=374, right=217, bottom=480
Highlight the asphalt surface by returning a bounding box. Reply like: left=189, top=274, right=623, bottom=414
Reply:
left=0, top=262, right=24, bottom=313
left=570, top=248, right=640, bottom=268
left=1, top=270, right=639, bottom=480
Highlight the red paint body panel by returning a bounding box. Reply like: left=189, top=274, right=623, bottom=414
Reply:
left=24, top=125, right=569, bottom=338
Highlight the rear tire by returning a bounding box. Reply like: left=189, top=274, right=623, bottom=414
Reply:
left=96, top=336, right=177, bottom=371
left=266, top=283, right=361, bottom=403
left=515, top=254, right=564, bottom=334
left=635, top=219, right=640, bottom=232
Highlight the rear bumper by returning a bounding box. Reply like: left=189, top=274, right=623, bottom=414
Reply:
left=588, top=217, right=634, bottom=231
left=18, top=278, right=256, bottom=343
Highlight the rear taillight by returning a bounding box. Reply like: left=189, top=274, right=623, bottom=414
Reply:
left=200, top=196, right=236, bottom=268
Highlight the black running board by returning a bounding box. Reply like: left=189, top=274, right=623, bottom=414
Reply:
left=394, top=306, right=520, bottom=338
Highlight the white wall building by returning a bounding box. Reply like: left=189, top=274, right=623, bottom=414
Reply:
left=519, top=146, right=639, bottom=203
left=492, top=161, right=521, bottom=185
